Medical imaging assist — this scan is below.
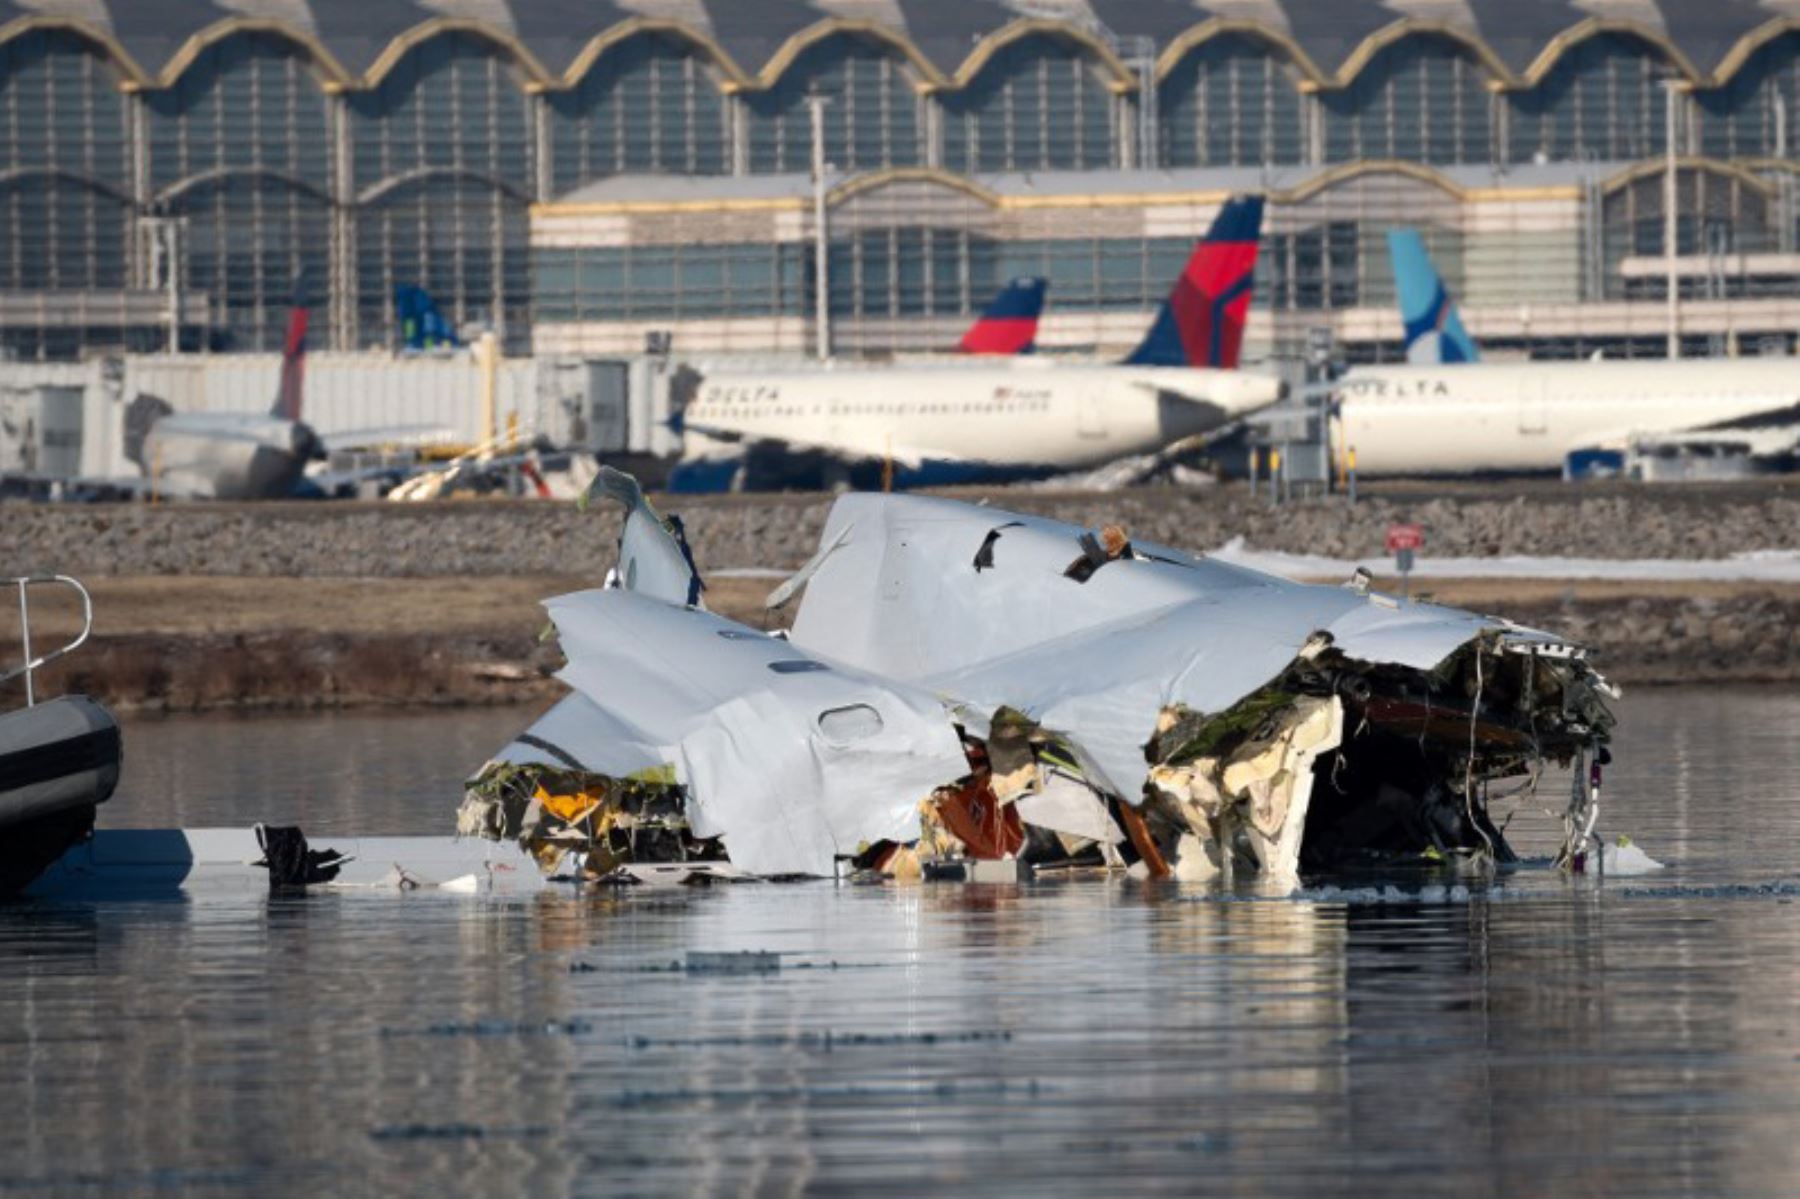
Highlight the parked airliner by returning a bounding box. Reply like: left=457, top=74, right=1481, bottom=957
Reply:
left=670, top=196, right=1282, bottom=491
left=112, top=284, right=445, bottom=499
left=1336, top=232, right=1800, bottom=476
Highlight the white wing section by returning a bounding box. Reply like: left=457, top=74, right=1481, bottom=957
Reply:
left=529, top=590, right=968, bottom=876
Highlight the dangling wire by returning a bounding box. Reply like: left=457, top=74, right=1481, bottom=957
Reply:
left=1557, top=744, right=1588, bottom=870
left=1464, top=644, right=1495, bottom=860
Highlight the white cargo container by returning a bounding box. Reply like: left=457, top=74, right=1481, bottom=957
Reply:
left=0, top=352, right=681, bottom=480
left=0, top=385, right=85, bottom=479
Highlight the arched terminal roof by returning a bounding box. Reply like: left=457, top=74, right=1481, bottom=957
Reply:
left=2, top=0, right=1794, bottom=88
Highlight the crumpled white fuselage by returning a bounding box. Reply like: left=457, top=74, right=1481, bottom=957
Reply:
left=499, top=483, right=1589, bottom=878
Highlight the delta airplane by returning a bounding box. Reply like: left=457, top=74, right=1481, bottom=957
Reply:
left=121, top=288, right=324, bottom=499
left=85, top=284, right=449, bottom=499
left=670, top=196, right=1283, bottom=491
left=1335, top=231, right=1800, bottom=476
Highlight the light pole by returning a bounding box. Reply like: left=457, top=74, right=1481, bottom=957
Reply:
left=808, top=92, right=831, bottom=362
left=1663, top=79, right=1682, bottom=359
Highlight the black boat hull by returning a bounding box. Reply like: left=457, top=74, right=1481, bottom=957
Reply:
left=1, top=696, right=121, bottom=895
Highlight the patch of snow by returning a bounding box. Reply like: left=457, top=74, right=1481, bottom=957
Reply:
left=1210, top=539, right=1800, bottom=584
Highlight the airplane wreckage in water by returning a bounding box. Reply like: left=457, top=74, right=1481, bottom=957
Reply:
left=457, top=470, right=1619, bottom=889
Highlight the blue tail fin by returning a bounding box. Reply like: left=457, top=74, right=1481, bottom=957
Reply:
left=1123, top=195, right=1263, bottom=369
left=1388, top=230, right=1478, bottom=364
left=957, top=277, right=1047, bottom=354
left=395, top=285, right=459, bottom=351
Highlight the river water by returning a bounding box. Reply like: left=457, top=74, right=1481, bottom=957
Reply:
left=3, top=688, right=1799, bottom=1197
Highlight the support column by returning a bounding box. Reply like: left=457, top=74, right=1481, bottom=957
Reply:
left=329, top=88, right=356, bottom=352
left=1134, top=43, right=1158, bottom=172
left=923, top=89, right=942, bottom=169
left=1300, top=85, right=1324, bottom=166
left=125, top=87, right=150, bottom=287
left=1779, top=174, right=1796, bottom=254
left=533, top=89, right=554, bottom=201
left=1488, top=81, right=1508, bottom=169
left=729, top=90, right=750, bottom=175
left=1581, top=175, right=1604, bottom=303
left=1116, top=91, right=1136, bottom=169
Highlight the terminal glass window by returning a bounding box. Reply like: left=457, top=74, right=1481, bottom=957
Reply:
left=357, top=179, right=532, bottom=351
left=145, top=32, right=331, bottom=190
left=1696, top=36, right=1800, bottom=159
left=0, top=29, right=129, bottom=185
left=1158, top=34, right=1305, bottom=167
left=350, top=33, right=532, bottom=191
left=1322, top=36, right=1493, bottom=164
left=173, top=176, right=331, bottom=352
left=1263, top=222, right=1361, bottom=309
left=0, top=28, right=131, bottom=318
left=825, top=228, right=984, bottom=318
left=533, top=243, right=808, bottom=321
left=1508, top=34, right=1666, bottom=164
left=0, top=176, right=127, bottom=291
left=941, top=35, right=1116, bottom=172
left=1601, top=169, right=1775, bottom=300
left=550, top=34, right=730, bottom=188
left=982, top=236, right=1196, bottom=312
left=744, top=36, right=924, bottom=173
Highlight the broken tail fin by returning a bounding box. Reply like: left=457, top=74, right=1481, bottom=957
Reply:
left=272, top=274, right=308, bottom=421
left=956, top=277, right=1047, bottom=355
left=1122, top=194, right=1263, bottom=370
left=583, top=466, right=706, bottom=608
left=1388, top=229, right=1478, bottom=365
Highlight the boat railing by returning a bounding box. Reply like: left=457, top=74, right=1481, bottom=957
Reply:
left=2, top=574, right=94, bottom=707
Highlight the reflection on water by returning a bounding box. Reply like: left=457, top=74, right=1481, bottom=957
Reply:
left=3, top=689, right=1799, bottom=1196
left=103, top=705, right=549, bottom=835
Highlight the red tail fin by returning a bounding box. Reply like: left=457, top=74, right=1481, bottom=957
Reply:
left=956, top=277, right=1048, bottom=355
left=273, top=278, right=308, bottom=421
left=1123, top=196, right=1263, bottom=369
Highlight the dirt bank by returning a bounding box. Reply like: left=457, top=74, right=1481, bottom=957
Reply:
left=4, top=574, right=1795, bottom=713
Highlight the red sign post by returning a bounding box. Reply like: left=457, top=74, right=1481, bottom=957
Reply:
left=1385, top=523, right=1425, bottom=553
left=1385, top=523, right=1424, bottom=596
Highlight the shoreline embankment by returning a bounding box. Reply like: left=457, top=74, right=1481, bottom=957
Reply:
left=5, top=481, right=1797, bottom=711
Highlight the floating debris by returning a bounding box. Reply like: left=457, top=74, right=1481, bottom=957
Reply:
left=1601, top=836, right=1666, bottom=876
left=684, top=951, right=780, bottom=975
left=368, top=1124, right=550, bottom=1143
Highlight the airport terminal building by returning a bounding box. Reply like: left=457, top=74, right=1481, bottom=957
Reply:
left=5, top=0, right=1800, bottom=366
